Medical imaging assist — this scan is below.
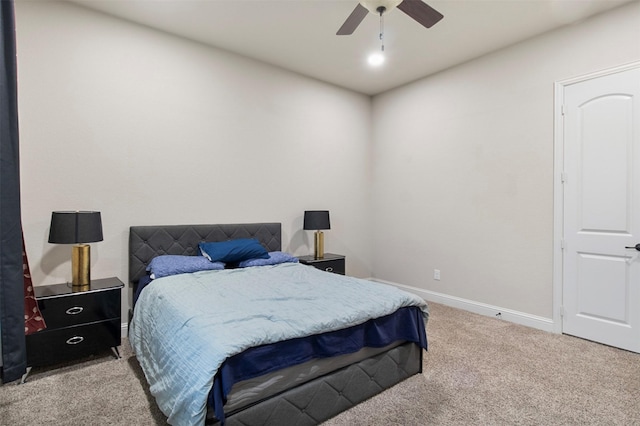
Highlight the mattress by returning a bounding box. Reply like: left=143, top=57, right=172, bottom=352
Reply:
left=130, top=263, right=428, bottom=425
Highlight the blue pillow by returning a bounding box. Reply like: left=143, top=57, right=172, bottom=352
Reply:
left=238, top=251, right=299, bottom=268
left=146, top=255, right=224, bottom=279
left=199, top=239, right=269, bottom=263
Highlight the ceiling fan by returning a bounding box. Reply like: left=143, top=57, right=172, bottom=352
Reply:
left=337, top=0, right=444, bottom=35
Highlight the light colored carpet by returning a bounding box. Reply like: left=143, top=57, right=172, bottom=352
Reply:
left=1, top=302, right=638, bottom=425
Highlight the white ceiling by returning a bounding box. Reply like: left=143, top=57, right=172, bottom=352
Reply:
left=68, top=0, right=635, bottom=95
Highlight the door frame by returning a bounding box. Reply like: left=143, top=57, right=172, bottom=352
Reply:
left=552, top=60, right=640, bottom=334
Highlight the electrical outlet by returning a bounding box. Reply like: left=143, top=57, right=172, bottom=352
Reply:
left=434, top=269, right=441, bottom=280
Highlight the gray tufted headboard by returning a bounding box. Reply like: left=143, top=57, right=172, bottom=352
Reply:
left=129, top=223, right=281, bottom=285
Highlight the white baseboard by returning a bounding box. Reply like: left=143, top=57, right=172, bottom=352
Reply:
left=370, top=278, right=556, bottom=333
left=121, top=323, right=128, bottom=338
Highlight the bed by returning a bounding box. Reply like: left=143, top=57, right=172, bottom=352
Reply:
left=128, top=223, right=428, bottom=425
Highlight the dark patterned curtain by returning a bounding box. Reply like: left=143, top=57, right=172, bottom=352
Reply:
left=24, top=234, right=46, bottom=334
left=0, top=0, right=27, bottom=383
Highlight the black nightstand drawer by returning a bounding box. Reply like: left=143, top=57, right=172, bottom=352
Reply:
left=314, top=258, right=345, bottom=274
left=26, top=319, right=121, bottom=366
left=36, top=289, right=120, bottom=329
left=298, top=253, right=346, bottom=275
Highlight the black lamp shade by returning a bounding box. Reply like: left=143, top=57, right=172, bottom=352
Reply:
left=303, top=210, right=330, bottom=230
left=48, top=211, right=103, bottom=244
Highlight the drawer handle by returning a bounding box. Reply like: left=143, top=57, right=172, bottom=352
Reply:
left=66, top=336, right=84, bottom=345
left=65, top=306, right=84, bottom=315
left=325, top=267, right=334, bottom=272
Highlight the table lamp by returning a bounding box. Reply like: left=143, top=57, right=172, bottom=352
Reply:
left=48, top=211, right=103, bottom=286
left=303, top=210, right=330, bottom=259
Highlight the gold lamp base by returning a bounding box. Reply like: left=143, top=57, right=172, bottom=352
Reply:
left=314, top=231, right=325, bottom=259
left=72, top=244, right=91, bottom=286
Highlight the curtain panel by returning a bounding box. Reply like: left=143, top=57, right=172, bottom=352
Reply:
left=24, top=234, right=46, bottom=334
left=0, top=0, right=27, bottom=383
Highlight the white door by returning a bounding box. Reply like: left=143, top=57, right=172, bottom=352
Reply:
left=562, top=65, right=640, bottom=353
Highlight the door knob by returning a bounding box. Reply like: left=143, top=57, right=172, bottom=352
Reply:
left=625, top=243, right=640, bottom=251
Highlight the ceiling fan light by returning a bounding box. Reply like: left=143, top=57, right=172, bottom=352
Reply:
left=368, top=52, right=385, bottom=66
left=360, top=0, right=403, bottom=15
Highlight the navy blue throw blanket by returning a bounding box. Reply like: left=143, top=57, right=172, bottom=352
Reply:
left=209, top=306, right=427, bottom=424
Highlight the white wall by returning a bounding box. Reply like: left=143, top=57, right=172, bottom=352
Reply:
left=15, top=1, right=373, bottom=320
left=371, top=1, right=640, bottom=319
left=15, top=0, right=640, bottom=327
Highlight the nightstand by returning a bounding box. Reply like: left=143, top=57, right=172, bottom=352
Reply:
left=298, top=253, right=346, bottom=275
left=25, top=277, right=123, bottom=369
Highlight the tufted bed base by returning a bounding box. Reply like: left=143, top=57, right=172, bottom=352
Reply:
left=220, top=342, right=422, bottom=425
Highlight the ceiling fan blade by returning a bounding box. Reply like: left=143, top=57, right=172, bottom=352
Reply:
left=397, top=0, right=443, bottom=29
left=337, top=4, right=369, bottom=35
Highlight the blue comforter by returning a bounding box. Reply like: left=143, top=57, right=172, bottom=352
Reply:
left=129, top=262, right=429, bottom=426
